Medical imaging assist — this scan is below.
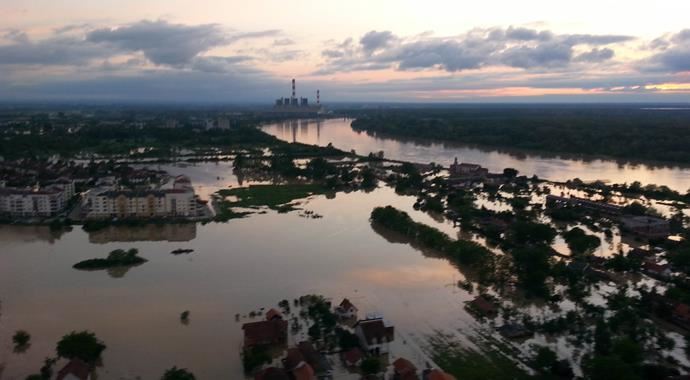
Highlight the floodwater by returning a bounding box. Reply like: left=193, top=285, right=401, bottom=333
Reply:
left=0, top=163, right=487, bottom=379
left=262, top=118, right=690, bottom=192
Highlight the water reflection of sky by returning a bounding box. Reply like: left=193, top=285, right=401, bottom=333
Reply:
left=263, top=118, right=690, bottom=192
left=0, top=183, right=485, bottom=379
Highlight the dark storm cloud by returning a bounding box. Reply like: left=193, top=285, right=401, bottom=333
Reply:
left=360, top=30, right=396, bottom=53
left=643, top=29, right=690, bottom=72
left=87, top=20, right=225, bottom=66
left=575, top=48, right=615, bottom=63
left=319, top=26, right=634, bottom=74
left=0, top=36, right=110, bottom=65
left=86, top=20, right=279, bottom=66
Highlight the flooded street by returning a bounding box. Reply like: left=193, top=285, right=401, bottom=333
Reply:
left=0, top=169, right=482, bottom=379
left=262, top=118, right=690, bottom=192
left=1, top=121, right=689, bottom=379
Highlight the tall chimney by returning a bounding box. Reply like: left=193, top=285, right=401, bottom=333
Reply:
left=291, top=78, right=296, bottom=99
left=317, top=89, right=320, bottom=104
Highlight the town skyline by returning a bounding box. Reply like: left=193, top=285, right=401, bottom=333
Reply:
left=1, top=0, right=690, bottom=102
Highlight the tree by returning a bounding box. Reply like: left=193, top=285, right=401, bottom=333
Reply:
left=594, top=320, right=612, bottom=356
left=56, top=331, right=106, bottom=364
left=583, top=355, right=640, bottom=380
left=563, top=227, right=601, bottom=256
left=360, top=357, right=382, bottom=375
left=162, top=367, right=196, bottom=380
left=503, top=168, right=519, bottom=178
left=13, top=330, right=31, bottom=350
left=533, top=346, right=558, bottom=372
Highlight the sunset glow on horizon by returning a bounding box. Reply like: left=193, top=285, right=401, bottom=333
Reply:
left=1, top=0, right=690, bottom=102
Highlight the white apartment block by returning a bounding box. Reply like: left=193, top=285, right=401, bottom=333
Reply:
left=0, top=180, right=75, bottom=217
left=86, top=175, right=198, bottom=219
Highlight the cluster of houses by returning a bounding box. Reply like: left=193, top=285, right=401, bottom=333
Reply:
left=246, top=298, right=455, bottom=380
left=546, top=194, right=672, bottom=240
left=0, top=159, right=210, bottom=221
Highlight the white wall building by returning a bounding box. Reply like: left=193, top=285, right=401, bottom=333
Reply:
left=0, top=181, right=74, bottom=217
left=86, top=175, right=198, bottom=219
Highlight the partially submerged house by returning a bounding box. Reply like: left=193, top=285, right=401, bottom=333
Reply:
left=354, top=317, right=395, bottom=355
left=392, top=357, right=419, bottom=380
left=242, top=319, right=288, bottom=349
left=56, top=359, right=92, bottom=380
left=341, top=347, right=364, bottom=368
left=335, top=298, right=358, bottom=319
left=466, top=295, right=499, bottom=317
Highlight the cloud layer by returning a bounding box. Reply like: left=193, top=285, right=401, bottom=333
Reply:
left=0, top=21, right=689, bottom=102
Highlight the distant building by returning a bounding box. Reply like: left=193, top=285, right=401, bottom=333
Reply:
left=545, top=195, right=623, bottom=215
left=217, top=117, right=231, bottom=130
left=86, top=175, right=198, bottom=219
left=354, top=316, right=395, bottom=355
left=449, top=157, right=488, bottom=179
left=620, top=215, right=671, bottom=239
left=0, top=180, right=74, bottom=217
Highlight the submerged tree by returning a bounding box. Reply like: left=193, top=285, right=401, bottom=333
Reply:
left=162, top=366, right=196, bottom=380
left=56, top=331, right=106, bottom=364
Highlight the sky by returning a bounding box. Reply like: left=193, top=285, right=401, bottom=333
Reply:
left=1, top=0, right=690, bottom=103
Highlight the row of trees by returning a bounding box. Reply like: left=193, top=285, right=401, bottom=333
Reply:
left=350, top=107, right=690, bottom=164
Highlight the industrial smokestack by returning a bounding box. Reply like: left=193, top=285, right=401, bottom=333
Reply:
left=317, top=89, right=320, bottom=104
left=291, top=78, right=296, bottom=99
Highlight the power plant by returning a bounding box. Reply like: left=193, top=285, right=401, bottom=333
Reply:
left=273, top=78, right=324, bottom=114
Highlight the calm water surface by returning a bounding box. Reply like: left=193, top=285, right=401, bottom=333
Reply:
left=0, top=163, right=490, bottom=379
left=262, top=118, right=690, bottom=192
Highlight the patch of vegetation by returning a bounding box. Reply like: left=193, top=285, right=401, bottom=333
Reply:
left=217, top=183, right=329, bottom=211
left=73, top=248, right=147, bottom=270
left=563, top=227, right=601, bottom=255
left=56, top=330, right=106, bottom=364
left=12, top=330, right=31, bottom=352
left=428, top=333, right=532, bottom=380
left=162, top=367, right=196, bottom=380
left=349, top=107, right=690, bottom=164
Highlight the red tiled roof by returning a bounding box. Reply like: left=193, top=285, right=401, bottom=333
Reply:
left=342, top=348, right=363, bottom=366
left=56, top=359, right=91, bottom=380
left=468, top=296, right=498, bottom=315
left=393, top=357, right=417, bottom=376
left=242, top=319, right=288, bottom=348
left=266, top=308, right=283, bottom=321
left=340, top=298, right=357, bottom=311
left=355, top=319, right=395, bottom=345
left=674, top=303, right=690, bottom=319
left=292, top=363, right=315, bottom=380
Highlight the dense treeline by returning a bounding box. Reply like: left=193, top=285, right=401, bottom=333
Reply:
left=370, top=206, right=495, bottom=274
left=349, top=107, right=690, bottom=164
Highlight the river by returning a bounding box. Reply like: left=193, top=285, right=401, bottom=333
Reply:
left=262, top=118, right=690, bottom=192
